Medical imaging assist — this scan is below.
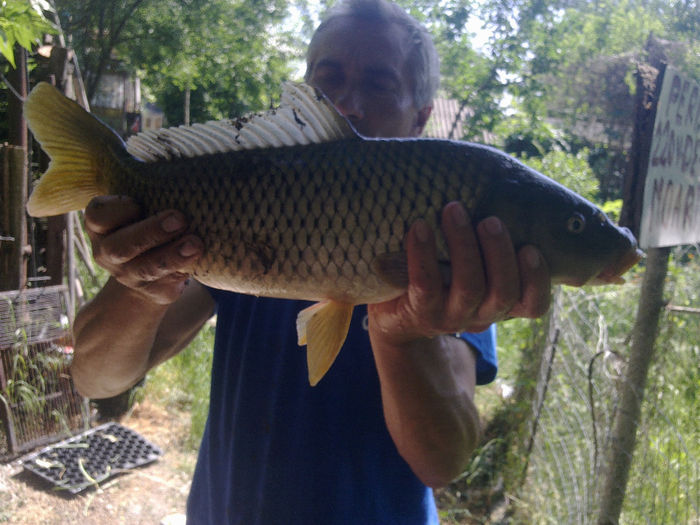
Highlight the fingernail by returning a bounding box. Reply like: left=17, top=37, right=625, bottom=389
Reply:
left=483, top=216, right=502, bottom=235
left=179, top=240, right=200, bottom=257
left=523, top=245, right=541, bottom=269
left=450, top=203, right=468, bottom=227
left=162, top=213, right=184, bottom=233
left=415, top=220, right=430, bottom=243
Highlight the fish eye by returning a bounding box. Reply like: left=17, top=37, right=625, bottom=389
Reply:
left=567, top=213, right=586, bottom=234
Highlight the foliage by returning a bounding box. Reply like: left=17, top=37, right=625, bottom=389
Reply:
left=443, top=0, right=698, bottom=198
left=54, top=0, right=295, bottom=124
left=144, top=322, right=214, bottom=449
left=46, top=0, right=699, bottom=167
left=55, top=0, right=153, bottom=100
left=522, top=148, right=599, bottom=202
left=127, top=0, right=296, bottom=122
left=0, top=0, right=55, bottom=67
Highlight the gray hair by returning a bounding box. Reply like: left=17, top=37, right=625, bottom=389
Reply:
left=305, top=0, right=440, bottom=108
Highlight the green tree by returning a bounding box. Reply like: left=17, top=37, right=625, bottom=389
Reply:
left=54, top=0, right=295, bottom=123
left=0, top=0, right=55, bottom=67
left=127, top=0, right=295, bottom=123
left=54, top=0, right=152, bottom=101
left=467, top=0, right=699, bottom=199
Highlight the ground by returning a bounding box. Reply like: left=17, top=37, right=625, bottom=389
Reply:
left=0, top=400, right=196, bottom=525
left=1, top=397, right=488, bottom=524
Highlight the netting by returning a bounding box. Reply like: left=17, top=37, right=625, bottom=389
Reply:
left=519, top=250, right=699, bottom=524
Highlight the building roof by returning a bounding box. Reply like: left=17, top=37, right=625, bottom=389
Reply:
left=424, top=97, right=496, bottom=143
left=424, top=97, right=473, bottom=140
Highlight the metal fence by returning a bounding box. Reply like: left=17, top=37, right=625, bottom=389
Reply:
left=519, top=255, right=699, bottom=524
left=0, top=285, right=87, bottom=460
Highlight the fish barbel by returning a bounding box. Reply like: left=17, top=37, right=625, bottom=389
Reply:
left=24, top=82, right=642, bottom=385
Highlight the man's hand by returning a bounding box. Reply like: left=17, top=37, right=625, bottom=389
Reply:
left=368, top=201, right=551, bottom=343
left=367, top=201, right=552, bottom=487
left=73, top=195, right=210, bottom=398
left=84, top=195, right=203, bottom=305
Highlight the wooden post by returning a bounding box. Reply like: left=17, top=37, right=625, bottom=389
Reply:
left=597, top=42, right=670, bottom=525
left=1, top=45, right=29, bottom=291
left=66, top=212, right=76, bottom=317
left=6, top=45, right=27, bottom=150
left=597, top=248, right=669, bottom=524
left=45, top=214, right=67, bottom=286
left=0, top=146, right=28, bottom=291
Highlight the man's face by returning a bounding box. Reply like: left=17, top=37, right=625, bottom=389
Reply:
left=306, top=16, right=431, bottom=138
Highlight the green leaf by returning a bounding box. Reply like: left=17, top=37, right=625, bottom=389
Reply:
left=0, top=34, right=16, bottom=67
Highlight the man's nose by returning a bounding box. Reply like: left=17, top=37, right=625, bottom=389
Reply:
left=333, top=89, right=365, bottom=121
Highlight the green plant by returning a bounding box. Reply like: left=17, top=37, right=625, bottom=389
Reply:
left=144, top=322, right=215, bottom=449
left=0, top=0, right=56, bottom=66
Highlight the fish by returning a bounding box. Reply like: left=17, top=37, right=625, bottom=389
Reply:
left=24, top=81, right=642, bottom=385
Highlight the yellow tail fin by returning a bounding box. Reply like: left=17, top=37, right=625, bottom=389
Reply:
left=24, top=82, right=125, bottom=217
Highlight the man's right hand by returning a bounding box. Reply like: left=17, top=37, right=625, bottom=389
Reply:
left=72, top=195, right=212, bottom=398
left=84, top=196, right=204, bottom=305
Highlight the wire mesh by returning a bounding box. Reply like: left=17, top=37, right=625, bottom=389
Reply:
left=0, top=285, right=86, bottom=460
left=519, top=252, right=699, bottom=524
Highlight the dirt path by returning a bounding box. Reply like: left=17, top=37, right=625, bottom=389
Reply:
left=0, top=400, right=197, bottom=525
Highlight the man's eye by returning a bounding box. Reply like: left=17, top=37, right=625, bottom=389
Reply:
left=320, top=76, right=341, bottom=88
left=367, top=80, right=394, bottom=93
left=311, top=72, right=343, bottom=96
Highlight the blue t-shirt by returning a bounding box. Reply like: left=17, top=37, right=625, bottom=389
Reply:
left=186, top=290, right=497, bottom=525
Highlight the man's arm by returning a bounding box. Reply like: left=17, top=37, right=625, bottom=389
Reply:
left=70, top=196, right=213, bottom=399
left=72, top=278, right=214, bottom=398
left=369, top=202, right=551, bottom=487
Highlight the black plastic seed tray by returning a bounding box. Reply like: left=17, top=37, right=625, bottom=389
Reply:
left=21, top=422, right=162, bottom=494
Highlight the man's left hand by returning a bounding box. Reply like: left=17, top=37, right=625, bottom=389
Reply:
left=368, top=201, right=551, bottom=344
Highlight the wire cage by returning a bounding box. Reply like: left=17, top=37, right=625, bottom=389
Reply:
left=0, top=285, right=86, bottom=460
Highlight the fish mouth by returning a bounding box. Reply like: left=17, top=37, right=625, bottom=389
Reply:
left=589, top=247, right=645, bottom=285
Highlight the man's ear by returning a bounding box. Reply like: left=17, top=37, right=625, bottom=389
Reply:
left=414, top=105, right=433, bottom=136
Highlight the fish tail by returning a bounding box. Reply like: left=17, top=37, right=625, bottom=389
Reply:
left=24, top=82, right=126, bottom=217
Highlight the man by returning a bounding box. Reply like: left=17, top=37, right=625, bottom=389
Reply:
left=71, top=0, right=551, bottom=523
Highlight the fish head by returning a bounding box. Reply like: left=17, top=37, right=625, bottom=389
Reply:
left=475, top=158, right=643, bottom=287
left=536, top=205, right=643, bottom=286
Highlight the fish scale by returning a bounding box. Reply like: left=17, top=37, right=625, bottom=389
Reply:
left=23, top=81, right=641, bottom=385
left=105, top=139, right=476, bottom=304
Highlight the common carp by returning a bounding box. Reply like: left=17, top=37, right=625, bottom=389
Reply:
left=24, top=82, right=642, bottom=385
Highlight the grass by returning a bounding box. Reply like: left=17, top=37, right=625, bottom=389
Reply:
left=141, top=321, right=215, bottom=450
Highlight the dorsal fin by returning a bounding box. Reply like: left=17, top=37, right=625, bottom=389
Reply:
left=126, top=83, right=357, bottom=162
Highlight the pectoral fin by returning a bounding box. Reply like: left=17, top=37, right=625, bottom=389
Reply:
left=296, top=300, right=354, bottom=386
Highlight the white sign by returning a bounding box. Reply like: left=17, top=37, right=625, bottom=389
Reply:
left=639, top=67, right=700, bottom=249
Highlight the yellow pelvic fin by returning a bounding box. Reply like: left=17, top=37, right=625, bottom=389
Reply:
left=296, top=300, right=354, bottom=386
left=24, top=83, right=125, bottom=217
